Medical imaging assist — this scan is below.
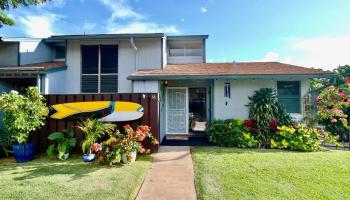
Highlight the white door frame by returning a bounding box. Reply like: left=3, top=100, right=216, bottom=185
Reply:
left=165, top=87, right=189, bottom=135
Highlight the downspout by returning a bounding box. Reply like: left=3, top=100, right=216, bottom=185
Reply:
left=130, top=37, right=138, bottom=93
left=130, top=37, right=138, bottom=71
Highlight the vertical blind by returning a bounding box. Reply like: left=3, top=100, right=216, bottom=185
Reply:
left=81, top=45, right=118, bottom=93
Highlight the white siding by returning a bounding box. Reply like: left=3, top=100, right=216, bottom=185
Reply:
left=65, top=38, right=162, bottom=94
left=213, top=79, right=310, bottom=121
left=20, top=40, right=53, bottom=65
left=44, top=70, right=67, bottom=94
left=167, top=39, right=204, bottom=64
left=133, top=81, right=159, bottom=93
left=0, top=42, right=18, bottom=66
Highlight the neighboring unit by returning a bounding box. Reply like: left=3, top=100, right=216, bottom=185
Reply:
left=0, top=33, right=333, bottom=142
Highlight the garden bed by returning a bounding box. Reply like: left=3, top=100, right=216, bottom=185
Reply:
left=192, top=147, right=350, bottom=200
left=0, top=154, right=152, bottom=200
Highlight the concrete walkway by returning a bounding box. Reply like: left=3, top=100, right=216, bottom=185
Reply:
left=136, top=146, right=197, bottom=200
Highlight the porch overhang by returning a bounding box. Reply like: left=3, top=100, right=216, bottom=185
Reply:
left=0, top=61, right=67, bottom=78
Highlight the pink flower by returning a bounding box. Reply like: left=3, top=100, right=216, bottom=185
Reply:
left=347, top=98, right=350, bottom=105
left=331, top=96, right=337, bottom=100
left=316, top=98, right=322, bottom=104
left=330, top=118, right=337, bottom=123
left=344, top=77, right=350, bottom=83
left=338, top=92, right=346, bottom=97
left=92, top=143, right=102, bottom=153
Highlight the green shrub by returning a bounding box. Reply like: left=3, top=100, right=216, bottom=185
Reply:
left=207, top=119, right=258, bottom=148
left=247, top=88, right=292, bottom=147
left=0, top=87, right=46, bottom=144
left=271, top=124, right=322, bottom=152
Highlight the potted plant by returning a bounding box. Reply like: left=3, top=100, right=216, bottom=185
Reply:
left=77, top=118, right=116, bottom=162
left=0, top=87, right=46, bottom=162
left=120, top=125, right=158, bottom=163
left=47, top=129, right=76, bottom=160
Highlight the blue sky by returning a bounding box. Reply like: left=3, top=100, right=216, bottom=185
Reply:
left=1, top=0, right=350, bottom=70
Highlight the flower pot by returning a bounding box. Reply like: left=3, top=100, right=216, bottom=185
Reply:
left=59, top=153, right=70, bottom=160
left=82, top=154, right=96, bottom=162
left=122, top=150, right=137, bottom=163
left=12, top=143, right=35, bottom=163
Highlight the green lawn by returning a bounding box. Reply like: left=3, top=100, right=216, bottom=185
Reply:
left=0, top=154, right=152, bottom=200
left=192, top=147, right=350, bottom=200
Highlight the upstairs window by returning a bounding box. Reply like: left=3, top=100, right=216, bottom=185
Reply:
left=224, top=83, right=231, bottom=98
left=54, top=45, right=66, bottom=59
left=81, top=45, right=118, bottom=93
left=168, top=41, right=203, bottom=57
left=277, top=81, right=301, bottom=113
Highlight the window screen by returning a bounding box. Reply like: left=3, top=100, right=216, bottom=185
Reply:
left=277, top=81, right=300, bottom=113
left=55, top=46, right=66, bottom=59
left=101, top=45, right=118, bottom=73
left=81, top=45, right=98, bottom=74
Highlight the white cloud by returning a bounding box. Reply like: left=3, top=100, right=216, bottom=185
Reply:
left=200, top=7, right=207, bottom=13
left=258, top=35, right=350, bottom=70
left=100, top=0, right=179, bottom=34
left=100, top=0, right=143, bottom=20
left=18, top=14, right=62, bottom=37
left=83, top=22, right=96, bottom=31
left=288, top=35, right=350, bottom=69
left=107, top=22, right=179, bottom=34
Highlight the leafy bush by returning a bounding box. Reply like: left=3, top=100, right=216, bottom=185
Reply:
left=317, top=84, right=350, bottom=134
left=0, top=87, right=46, bottom=144
left=247, top=88, right=292, bottom=147
left=207, top=119, right=258, bottom=148
left=77, top=118, right=116, bottom=155
left=47, top=129, right=76, bottom=160
left=271, top=124, right=324, bottom=152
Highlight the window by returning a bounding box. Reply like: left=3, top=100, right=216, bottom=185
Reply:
left=81, top=45, right=118, bottom=93
left=277, top=81, right=300, bottom=113
left=168, top=41, right=203, bottom=57
left=224, top=83, right=231, bottom=98
left=55, top=46, right=66, bottom=59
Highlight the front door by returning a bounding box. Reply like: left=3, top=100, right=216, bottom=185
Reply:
left=166, top=87, right=188, bottom=134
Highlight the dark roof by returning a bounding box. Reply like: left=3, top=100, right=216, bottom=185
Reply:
left=46, top=33, right=165, bottom=41
left=0, top=61, right=66, bottom=77
left=128, top=62, right=334, bottom=80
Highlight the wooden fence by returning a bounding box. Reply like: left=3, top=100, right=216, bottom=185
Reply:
left=30, top=93, right=160, bottom=153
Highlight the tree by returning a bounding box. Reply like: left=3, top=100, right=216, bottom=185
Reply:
left=0, top=0, right=47, bottom=27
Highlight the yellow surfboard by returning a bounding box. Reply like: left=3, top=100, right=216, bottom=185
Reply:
left=46, top=101, right=144, bottom=122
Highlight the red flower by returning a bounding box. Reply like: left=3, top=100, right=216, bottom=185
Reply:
left=97, top=156, right=104, bottom=162
left=140, top=125, right=149, bottom=133
left=245, top=119, right=255, bottom=128
left=270, top=119, right=277, bottom=129
left=344, top=77, right=350, bottom=83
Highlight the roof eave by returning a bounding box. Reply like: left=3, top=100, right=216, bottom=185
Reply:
left=128, top=73, right=335, bottom=80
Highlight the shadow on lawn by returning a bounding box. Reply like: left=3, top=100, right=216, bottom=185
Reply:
left=0, top=155, right=105, bottom=181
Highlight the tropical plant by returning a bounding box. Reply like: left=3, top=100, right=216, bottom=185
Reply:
left=316, top=84, right=350, bottom=134
left=270, top=124, right=331, bottom=152
left=0, top=87, right=46, bottom=144
left=77, top=118, right=116, bottom=155
left=47, top=129, right=76, bottom=160
left=246, top=88, right=291, bottom=147
left=207, top=119, right=258, bottom=148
